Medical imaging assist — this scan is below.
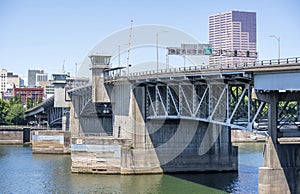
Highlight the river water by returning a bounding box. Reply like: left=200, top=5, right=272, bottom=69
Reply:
left=0, top=143, right=264, bottom=194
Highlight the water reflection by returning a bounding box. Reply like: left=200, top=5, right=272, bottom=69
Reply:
left=0, top=143, right=264, bottom=193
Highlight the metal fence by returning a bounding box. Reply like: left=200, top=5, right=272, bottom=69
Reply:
left=105, top=57, right=300, bottom=81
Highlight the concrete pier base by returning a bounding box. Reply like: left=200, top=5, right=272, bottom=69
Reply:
left=259, top=167, right=290, bottom=194
left=258, top=139, right=300, bottom=194
left=71, top=137, right=132, bottom=174
left=0, top=129, right=23, bottom=145
left=70, top=120, right=238, bottom=174
left=121, top=147, right=163, bottom=174
left=32, top=130, right=70, bottom=154
left=148, top=120, right=238, bottom=173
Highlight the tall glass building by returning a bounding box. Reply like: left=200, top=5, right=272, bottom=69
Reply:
left=209, top=11, right=257, bottom=65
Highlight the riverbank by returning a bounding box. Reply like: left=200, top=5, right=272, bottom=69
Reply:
left=1, top=126, right=266, bottom=145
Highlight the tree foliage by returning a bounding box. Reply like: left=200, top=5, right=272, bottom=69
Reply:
left=0, top=99, right=9, bottom=124
left=26, top=97, right=34, bottom=109
left=0, top=97, right=26, bottom=125
left=6, top=103, right=25, bottom=125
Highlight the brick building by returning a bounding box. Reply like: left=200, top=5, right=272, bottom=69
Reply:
left=13, top=86, right=44, bottom=105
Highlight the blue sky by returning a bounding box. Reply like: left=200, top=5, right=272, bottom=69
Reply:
left=0, top=0, right=299, bottom=79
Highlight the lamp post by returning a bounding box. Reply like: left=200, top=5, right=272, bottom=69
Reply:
left=156, top=31, right=168, bottom=73
left=269, top=35, right=280, bottom=59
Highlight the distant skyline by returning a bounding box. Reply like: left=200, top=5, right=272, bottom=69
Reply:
left=1, top=0, right=299, bottom=80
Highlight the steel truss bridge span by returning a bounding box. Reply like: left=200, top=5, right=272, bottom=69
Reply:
left=70, top=56, right=300, bottom=134
left=136, top=73, right=265, bottom=131
left=101, top=57, right=300, bottom=132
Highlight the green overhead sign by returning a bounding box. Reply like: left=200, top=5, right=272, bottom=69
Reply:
left=204, top=48, right=212, bottom=55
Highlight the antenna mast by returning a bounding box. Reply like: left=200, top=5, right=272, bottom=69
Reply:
left=127, top=20, right=133, bottom=74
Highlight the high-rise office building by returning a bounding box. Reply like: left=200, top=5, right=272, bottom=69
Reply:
left=209, top=11, right=257, bottom=65
left=0, top=69, right=8, bottom=93
left=0, top=69, right=22, bottom=93
left=28, top=69, right=44, bottom=87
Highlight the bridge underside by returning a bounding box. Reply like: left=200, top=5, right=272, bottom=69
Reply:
left=25, top=96, right=70, bottom=129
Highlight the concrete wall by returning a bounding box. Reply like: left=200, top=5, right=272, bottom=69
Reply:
left=32, top=130, right=70, bottom=154
left=0, top=129, right=23, bottom=144
left=111, top=83, right=133, bottom=139
left=71, top=137, right=131, bottom=174
left=146, top=120, right=237, bottom=172
left=78, top=116, right=112, bottom=135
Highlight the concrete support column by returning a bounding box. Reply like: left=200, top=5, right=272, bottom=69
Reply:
left=62, top=115, right=66, bottom=131
left=268, top=94, right=278, bottom=143
left=258, top=92, right=290, bottom=193
left=69, top=99, right=80, bottom=137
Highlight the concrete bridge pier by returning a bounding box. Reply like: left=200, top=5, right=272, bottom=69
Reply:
left=258, top=91, right=300, bottom=194
left=114, top=83, right=238, bottom=174
left=113, top=84, right=164, bottom=174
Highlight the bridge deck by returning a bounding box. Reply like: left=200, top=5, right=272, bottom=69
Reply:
left=105, top=57, right=300, bottom=83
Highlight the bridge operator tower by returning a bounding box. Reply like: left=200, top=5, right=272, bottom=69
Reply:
left=89, top=54, right=112, bottom=103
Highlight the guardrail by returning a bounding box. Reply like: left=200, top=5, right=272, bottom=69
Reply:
left=78, top=132, right=113, bottom=137
left=105, top=57, right=300, bottom=81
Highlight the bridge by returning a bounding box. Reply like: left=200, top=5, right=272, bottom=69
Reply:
left=25, top=74, right=89, bottom=129
left=25, top=96, right=70, bottom=128
left=26, top=55, right=300, bottom=193
left=66, top=55, right=300, bottom=193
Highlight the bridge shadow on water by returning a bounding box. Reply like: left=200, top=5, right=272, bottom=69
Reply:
left=168, top=172, right=239, bottom=193
left=166, top=143, right=265, bottom=193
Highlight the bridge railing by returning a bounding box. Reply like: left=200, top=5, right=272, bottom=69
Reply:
left=78, top=132, right=113, bottom=137
left=105, top=57, right=300, bottom=80
left=242, top=57, right=299, bottom=68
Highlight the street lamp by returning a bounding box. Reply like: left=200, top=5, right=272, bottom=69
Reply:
left=156, top=31, right=168, bottom=73
left=269, top=35, right=280, bottom=59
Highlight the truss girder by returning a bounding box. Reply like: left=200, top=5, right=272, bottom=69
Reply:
left=146, top=82, right=263, bottom=131
left=278, top=101, right=300, bottom=130
left=49, top=107, right=69, bottom=127
left=79, top=89, right=92, bottom=115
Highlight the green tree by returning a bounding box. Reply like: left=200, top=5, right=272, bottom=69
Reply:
left=6, top=103, right=25, bottom=125
left=37, top=96, right=43, bottom=104
left=9, top=95, right=22, bottom=106
left=0, top=99, right=9, bottom=124
left=33, top=96, right=43, bottom=107
left=26, top=97, right=34, bottom=109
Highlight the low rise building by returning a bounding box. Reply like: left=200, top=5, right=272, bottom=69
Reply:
left=13, top=86, right=44, bottom=105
